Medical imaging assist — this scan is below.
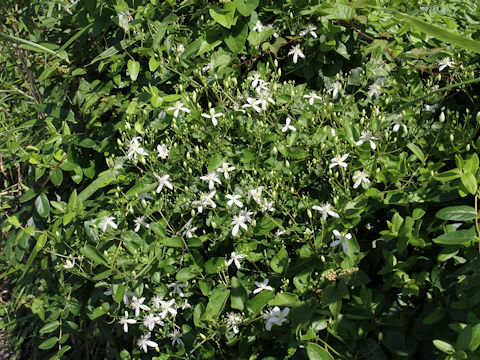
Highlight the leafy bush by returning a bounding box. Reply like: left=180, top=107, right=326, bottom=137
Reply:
left=2, top=0, right=480, bottom=359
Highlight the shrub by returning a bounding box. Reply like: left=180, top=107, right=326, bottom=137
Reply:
left=2, top=0, right=480, bottom=359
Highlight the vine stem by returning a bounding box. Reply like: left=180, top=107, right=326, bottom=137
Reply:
left=475, top=195, right=480, bottom=254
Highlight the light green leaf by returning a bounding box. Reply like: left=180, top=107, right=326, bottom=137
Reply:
left=246, top=290, right=274, bottom=315
left=206, top=288, right=230, bottom=319
left=432, top=339, right=455, bottom=354
left=231, top=277, right=248, bottom=310
left=80, top=245, right=109, bottom=267
left=269, top=292, right=298, bottom=306
left=306, top=342, right=334, bottom=360
left=461, top=172, right=477, bottom=195
left=127, top=60, right=140, bottom=81
left=407, top=143, right=425, bottom=162
left=176, top=268, right=197, bottom=282
left=89, top=37, right=139, bottom=64
left=39, top=320, right=60, bottom=334
left=38, top=337, right=58, bottom=350
left=270, top=248, right=288, bottom=274
left=234, top=0, right=258, bottom=16
left=225, top=21, right=248, bottom=53
left=435, top=206, right=476, bottom=221
left=209, top=2, right=237, bottom=29
left=35, top=194, right=50, bottom=218
left=432, top=228, right=477, bottom=245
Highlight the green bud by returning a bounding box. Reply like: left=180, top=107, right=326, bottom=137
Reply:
left=307, top=209, right=312, bottom=218
left=439, top=112, right=445, bottom=122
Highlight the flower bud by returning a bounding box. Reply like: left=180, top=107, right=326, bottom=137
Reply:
left=331, top=128, right=336, bottom=137
left=117, top=138, right=122, bottom=146
left=191, top=209, right=195, bottom=217
left=211, top=221, right=216, bottom=228
left=467, top=144, right=471, bottom=151
left=285, top=160, right=290, bottom=168
left=307, top=209, right=312, bottom=218
left=439, top=112, right=445, bottom=123
left=272, top=146, right=278, bottom=155
left=450, top=134, right=454, bottom=142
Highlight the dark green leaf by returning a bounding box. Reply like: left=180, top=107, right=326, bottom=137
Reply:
left=306, top=342, right=334, bottom=360
left=433, top=228, right=477, bottom=245
left=80, top=245, right=109, bottom=267
left=35, top=193, right=50, bottom=218
left=435, top=206, right=476, bottom=221
left=231, top=277, right=248, bottom=310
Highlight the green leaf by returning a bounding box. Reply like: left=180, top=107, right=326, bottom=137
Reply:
left=306, top=342, right=334, bottom=360
left=90, top=37, right=139, bottom=64
left=38, top=337, right=58, bottom=350
left=80, top=245, right=109, bottom=267
left=407, top=143, right=425, bottom=162
left=127, top=60, right=140, bottom=81
left=113, top=284, right=125, bottom=304
left=231, top=277, right=248, bottom=310
left=67, top=189, right=77, bottom=212
left=39, top=320, right=60, bottom=334
left=50, top=168, right=63, bottom=186
left=432, top=228, right=477, bottom=245
left=461, top=172, right=477, bottom=195
left=432, top=339, right=455, bottom=354
left=78, top=170, right=114, bottom=202
left=234, top=0, right=258, bottom=16
left=247, top=290, right=274, bottom=315
left=205, top=257, right=226, bottom=274
left=225, top=21, right=248, bottom=53
left=270, top=248, right=288, bottom=274
left=435, top=169, right=462, bottom=181
left=176, top=268, right=197, bottom=282
left=206, top=288, right=230, bottom=319
left=384, top=9, right=480, bottom=53
left=209, top=2, right=236, bottom=29
left=20, top=234, right=47, bottom=280
left=35, top=194, right=50, bottom=218
left=269, top=292, right=298, bottom=306
left=324, top=3, right=355, bottom=20
left=435, top=206, right=476, bottom=221
left=164, top=236, right=183, bottom=248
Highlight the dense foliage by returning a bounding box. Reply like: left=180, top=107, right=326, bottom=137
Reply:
left=2, top=0, right=480, bottom=359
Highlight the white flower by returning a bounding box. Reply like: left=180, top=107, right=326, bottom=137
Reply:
left=304, top=228, right=313, bottom=236
left=167, top=282, right=186, bottom=297
left=391, top=120, right=407, bottom=132
left=303, top=91, right=322, bottom=105
left=227, top=252, right=247, bottom=269
left=254, top=79, right=269, bottom=93
left=249, top=72, right=263, bottom=88
left=170, top=329, right=184, bottom=347
left=242, top=97, right=263, bottom=113
left=312, top=203, right=339, bottom=221
left=256, top=91, right=275, bottom=110
left=177, top=44, right=185, bottom=55
left=226, top=194, right=243, bottom=208
left=253, top=279, right=274, bottom=294
left=194, top=190, right=217, bottom=213
left=424, top=104, right=437, bottom=112
left=327, top=81, right=342, bottom=99
left=154, top=173, right=173, bottom=193
left=225, top=312, right=243, bottom=334
left=99, top=215, right=117, bottom=232
left=352, top=170, right=370, bottom=189
left=263, top=306, right=290, bottom=331
left=239, top=209, right=253, bottom=223
left=230, top=215, right=248, bottom=237
left=248, top=186, right=264, bottom=204
left=131, top=296, right=150, bottom=317
left=202, top=59, right=215, bottom=72
left=159, top=299, right=177, bottom=318
left=134, top=215, right=149, bottom=232
left=137, top=332, right=158, bottom=353
left=168, top=101, right=190, bottom=118
left=217, top=162, right=236, bottom=179
left=200, top=172, right=222, bottom=190
left=252, top=20, right=264, bottom=32
left=138, top=192, right=153, bottom=207
left=439, top=57, right=455, bottom=71
left=63, top=258, right=75, bottom=269
left=261, top=199, right=275, bottom=212
left=368, top=78, right=384, bottom=99
left=105, top=287, right=134, bottom=306
left=201, top=108, right=224, bottom=126
left=329, top=154, right=349, bottom=169
left=182, top=219, right=197, bottom=238
left=119, top=311, right=137, bottom=333
left=331, top=230, right=352, bottom=253
left=157, top=144, right=169, bottom=159
left=127, top=137, right=148, bottom=160
left=275, top=229, right=287, bottom=237
left=182, top=299, right=191, bottom=310
left=143, top=313, right=163, bottom=331
left=288, top=45, right=305, bottom=64
left=151, top=295, right=163, bottom=311
left=300, top=24, right=318, bottom=38
left=355, top=131, right=379, bottom=150
left=282, top=117, right=296, bottom=132
left=118, top=10, right=132, bottom=32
